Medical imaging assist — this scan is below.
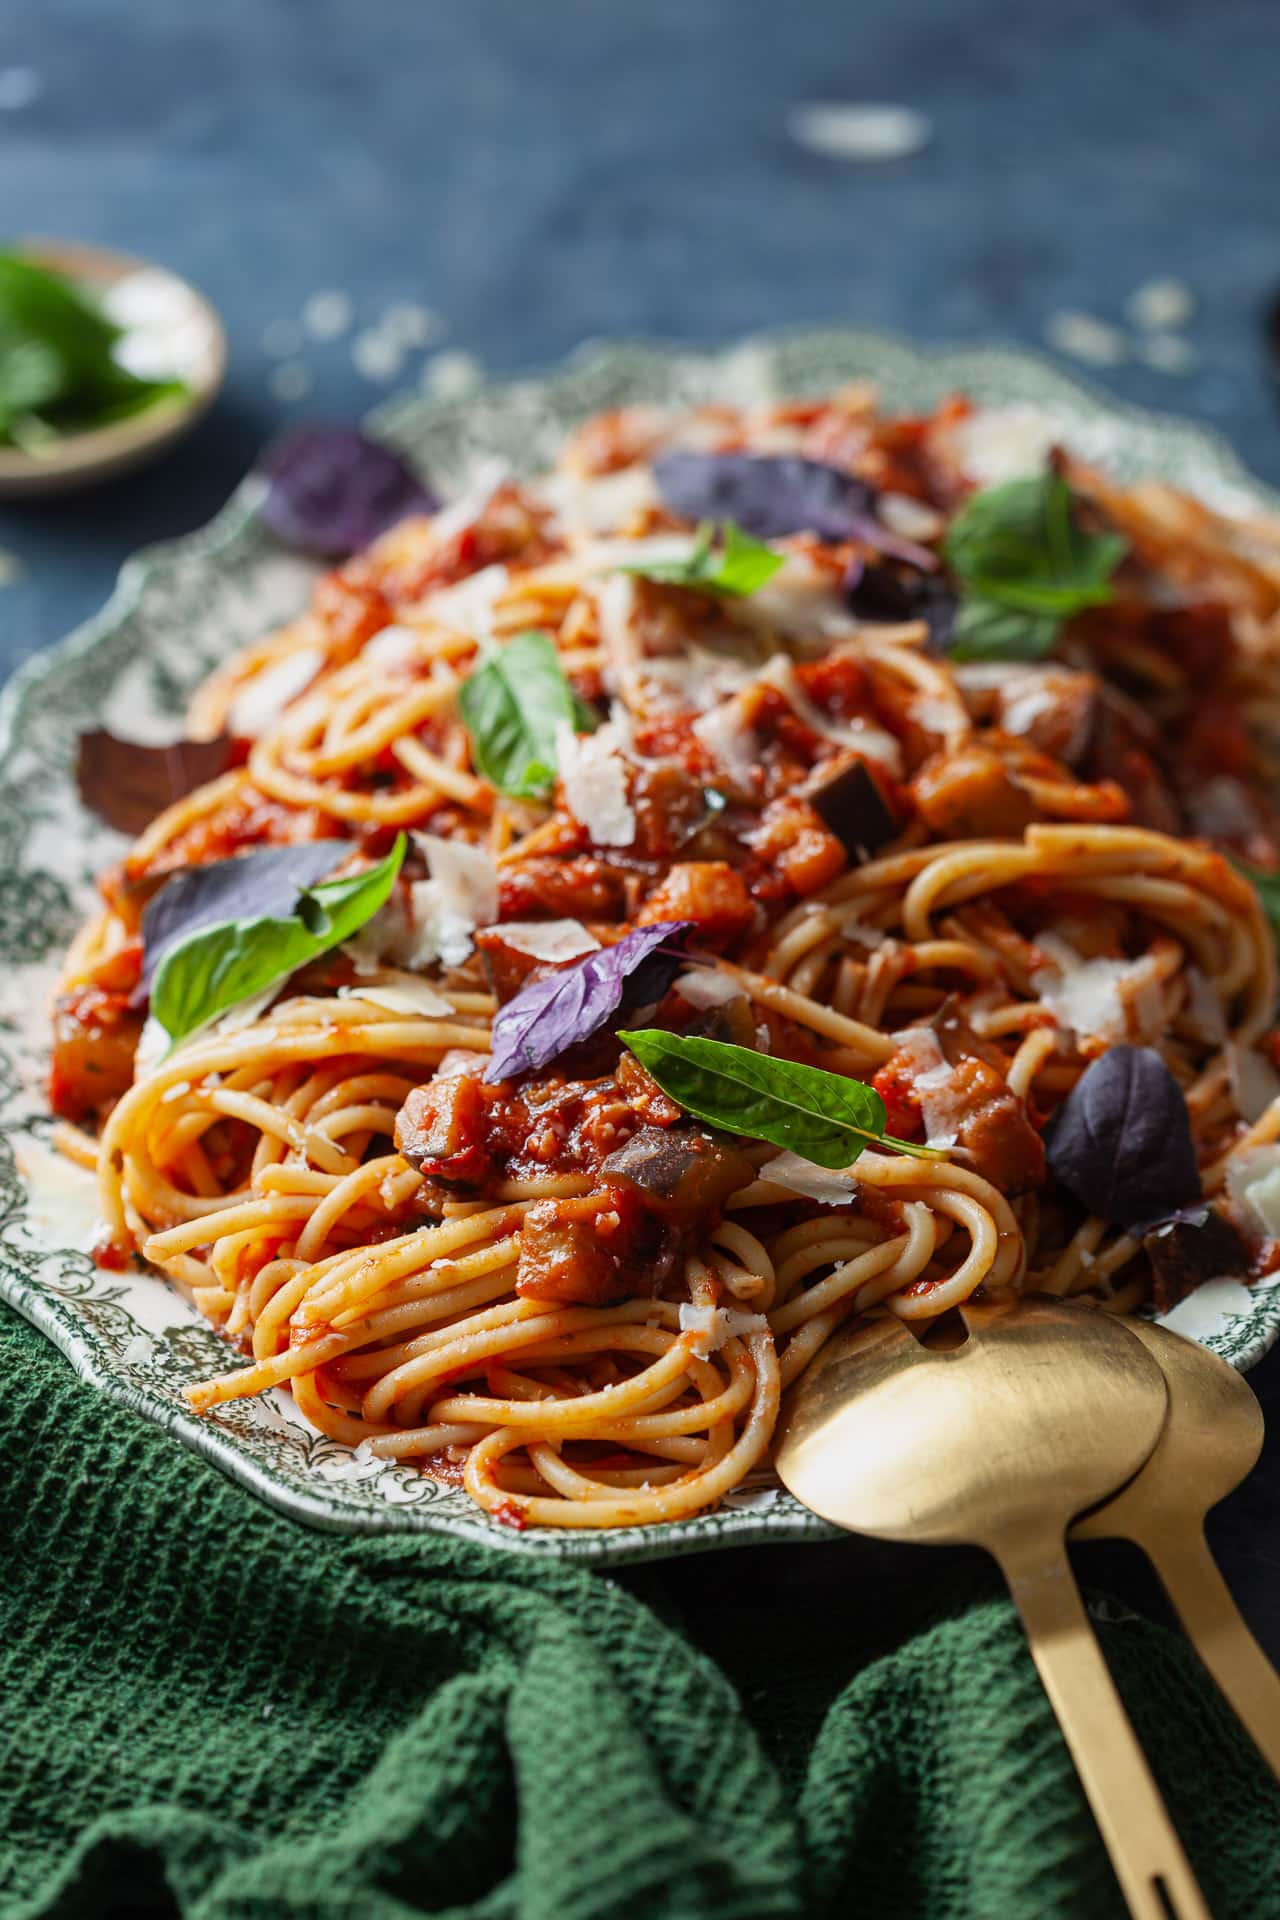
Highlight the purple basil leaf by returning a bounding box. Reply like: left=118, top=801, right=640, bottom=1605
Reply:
left=486, top=921, right=692, bottom=1082
left=653, top=452, right=936, bottom=568
left=259, top=426, right=438, bottom=559
left=844, top=559, right=957, bottom=653
left=1045, top=1045, right=1201, bottom=1230
left=141, top=841, right=350, bottom=988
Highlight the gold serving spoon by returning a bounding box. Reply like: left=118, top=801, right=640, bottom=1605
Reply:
left=1072, top=1315, right=1280, bottom=1778
left=774, top=1296, right=1210, bottom=1920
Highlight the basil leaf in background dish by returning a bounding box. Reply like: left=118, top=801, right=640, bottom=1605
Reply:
left=150, top=835, right=406, bottom=1046
left=460, top=629, right=594, bottom=800
left=651, top=451, right=937, bottom=568
left=617, top=1030, right=939, bottom=1170
left=141, top=840, right=352, bottom=988
left=0, top=252, right=187, bottom=448
left=948, top=596, right=1061, bottom=663
left=621, top=520, right=785, bottom=598
left=486, top=921, right=692, bottom=1081
left=1045, top=1044, right=1201, bottom=1230
left=258, top=425, right=438, bottom=559
left=941, top=468, right=1126, bottom=661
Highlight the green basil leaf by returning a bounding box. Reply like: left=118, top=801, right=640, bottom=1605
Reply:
left=944, top=470, right=1125, bottom=613
left=942, top=469, right=1126, bottom=660
left=0, top=253, right=187, bottom=448
left=459, top=629, right=594, bottom=800
left=948, top=596, right=1062, bottom=663
left=152, top=834, right=406, bottom=1047
left=621, top=519, right=785, bottom=598
left=1230, top=857, right=1280, bottom=940
left=618, top=1029, right=939, bottom=1170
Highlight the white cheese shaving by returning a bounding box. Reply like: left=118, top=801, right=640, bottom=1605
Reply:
left=642, top=643, right=760, bottom=714
left=732, top=555, right=862, bottom=643
left=592, top=572, right=642, bottom=695
left=693, top=698, right=758, bottom=785
left=228, top=648, right=324, bottom=737
left=950, top=406, right=1064, bottom=488
left=890, top=1027, right=964, bottom=1148
left=1183, top=967, right=1227, bottom=1047
left=540, top=462, right=659, bottom=534
left=488, top=919, right=599, bottom=962
left=759, top=654, right=902, bottom=773
left=1226, top=1147, right=1280, bottom=1239
left=678, top=1303, right=771, bottom=1356
left=337, top=975, right=455, bottom=1017
left=555, top=720, right=635, bottom=847
left=908, top=695, right=964, bottom=736
left=675, top=967, right=745, bottom=1010
left=1031, top=935, right=1162, bottom=1045
left=436, top=1047, right=492, bottom=1078
left=1226, top=1042, right=1280, bottom=1125
left=831, top=907, right=887, bottom=950
left=404, top=834, right=500, bottom=969
left=427, top=459, right=506, bottom=547
left=419, top=563, right=510, bottom=639
left=758, top=1152, right=856, bottom=1205
left=362, top=623, right=423, bottom=668
left=877, top=491, right=944, bottom=542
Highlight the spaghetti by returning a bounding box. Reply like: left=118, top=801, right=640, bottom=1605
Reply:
left=51, top=387, right=1280, bottom=1530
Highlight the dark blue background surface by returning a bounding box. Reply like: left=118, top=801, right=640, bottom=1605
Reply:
left=6, top=0, right=1280, bottom=1667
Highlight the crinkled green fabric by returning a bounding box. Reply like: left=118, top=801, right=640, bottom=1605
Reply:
left=0, top=1303, right=1277, bottom=1920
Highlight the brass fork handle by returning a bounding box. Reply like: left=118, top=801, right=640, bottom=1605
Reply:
left=1142, top=1525, right=1280, bottom=1783
left=997, top=1538, right=1212, bottom=1920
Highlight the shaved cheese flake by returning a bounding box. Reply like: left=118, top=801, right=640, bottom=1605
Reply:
left=229, top=648, right=325, bottom=737
left=1227, top=1147, right=1280, bottom=1238
left=760, top=654, right=901, bottom=773
left=436, top=1048, right=492, bottom=1079
left=734, top=555, right=861, bottom=643
left=909, top=695, right=965, bottom=736
left=428, top=459, right=506, bottom=547
left=420, top=563, right=510, bottom=639
left=540, top=463, right=659, bottom=534
left=758, top=1152, right=856, bottom=1205
left=678, top=1303, right=771, bottom=1356
left=337, top=976, right=455, bottom=1017
left=1226, top=1042, right=1280, bottom=1125
left=490, top=919, right=600, bottom=962
left=1032, top=936, right=1163, bottom=1045
left=675, top=967, right=746, bottom=1010
left=555, top=720, right=635, bottom=847
left=693, top=698, right=758, bottom=785
left=643, top=643, right=760, bottom=714
left=405, top=834, right=500, bottom=969
left=1183, top=967, right=1227, bottom=1047
left=363, top=623, right=423, bottom=668
left=890, top=1027, right=963, bottom=1149
left=877, top=492, right=944, bottom=542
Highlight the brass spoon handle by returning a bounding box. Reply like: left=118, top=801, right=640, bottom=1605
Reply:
left=1143, top=1526, right=1280, bottom=1782
left=997, top=1538, right=1211, bottom=1920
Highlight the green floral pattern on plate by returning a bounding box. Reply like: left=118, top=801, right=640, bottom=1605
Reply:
left=3, top=329, right=1279, bottom=1563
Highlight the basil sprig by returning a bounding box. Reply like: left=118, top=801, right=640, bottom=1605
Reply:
left=0, top=252, right=187, bottom=450
left=152, top=834, right=406, bottom=1047
left=942, top=469, right=1126, bottom=662
left=618, top=1030, right=940, bottom=1170
left=459, top=629, right=596, bottom=800
left=621, top=520, right=784, bottom=598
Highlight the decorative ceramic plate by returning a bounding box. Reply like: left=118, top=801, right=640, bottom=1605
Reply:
left=5, top=329, right=1280, bottom=1564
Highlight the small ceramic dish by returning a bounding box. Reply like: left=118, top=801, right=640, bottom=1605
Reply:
left=0, top=237, right=227, bottom=499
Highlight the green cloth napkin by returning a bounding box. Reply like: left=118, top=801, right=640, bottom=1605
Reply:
left=1, top=1302, right=1277, bottom=1920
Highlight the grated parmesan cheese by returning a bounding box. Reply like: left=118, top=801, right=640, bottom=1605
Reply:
left=427, top=459, right=506, bottom=547
left=1226, top=1042, right=1280, bottom=1125
left=539, top=461, right=659, bottom=535
left=363, top=623, right=424, bottom=668
left=759, top=654, right=902, bottom=773
left=1031, top=935, right=1163, bottom=1046
left=890, top=1027, right=964, bottom=1148
left=555, top=720, right=636, bottom=847
left=693, top=697, right=758, bottom=785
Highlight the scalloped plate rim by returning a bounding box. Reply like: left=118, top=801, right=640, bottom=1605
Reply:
left=3, top=324, right=1278, bottom=1566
